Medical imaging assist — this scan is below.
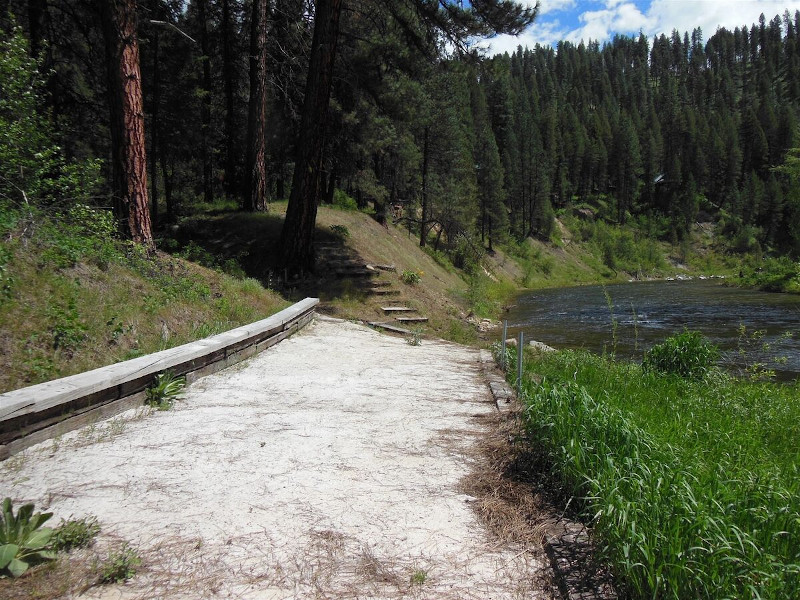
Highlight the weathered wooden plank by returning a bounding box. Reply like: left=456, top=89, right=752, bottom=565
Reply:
left=368, top=322, right=414, bottom=335
left=396, top=317, right=428, bottom=323
left=381, top=307, right=414, bottom=312
left=4, top=392, right=147, bottom=457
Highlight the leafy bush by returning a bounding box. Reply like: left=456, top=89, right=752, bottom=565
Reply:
left=400, top=269, right=422, bottom=285
left=0, top=25, right=100, bottom=211
left=642, top=330, right=719, bottom=379
left=0, top=498, right=56, bottom=578
left=52, top=516, right=100, bottom=552
left=738, top=256, right=800, bottom=293
left=332, top=189, right=358, bottom=211
left=99, top=544, right=140, bottom=584
left=145, top=371, right=186, bottom=410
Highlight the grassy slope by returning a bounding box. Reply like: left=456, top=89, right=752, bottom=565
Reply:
left=0, top=239, right=287, bottom=394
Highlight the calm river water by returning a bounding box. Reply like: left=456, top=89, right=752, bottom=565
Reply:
left=504, top=279, right=800, bottom=380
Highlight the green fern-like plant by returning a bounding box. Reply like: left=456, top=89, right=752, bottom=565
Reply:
left=145, top=371, right=186, bottom=410
left=0, top=498, right=56, bottom=578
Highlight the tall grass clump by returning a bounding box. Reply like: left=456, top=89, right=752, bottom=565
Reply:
left=511, top=347, right=800, bottom=599
left=642, top=330, right=719, bottom=379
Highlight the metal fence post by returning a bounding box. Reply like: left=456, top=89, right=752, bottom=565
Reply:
left=517, top=330, right=524, bottom=395
left=500, top=320, right=508, bottom=370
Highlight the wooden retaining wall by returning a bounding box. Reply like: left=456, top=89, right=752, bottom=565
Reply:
left=0, top=298, right=319, bottom=459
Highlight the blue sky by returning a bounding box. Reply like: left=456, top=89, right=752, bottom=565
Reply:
left=480, top=1, right=800, bottom=54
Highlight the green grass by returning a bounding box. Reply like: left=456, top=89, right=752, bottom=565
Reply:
left=0, top=205, right=287, bottom=393
left=507, top=347, right=800, bottom=599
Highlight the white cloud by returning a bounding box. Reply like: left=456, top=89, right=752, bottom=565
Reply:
left=483, top=0, right=800, bottom=55
left=478, top=19, right=570, bottom=53
left=565, top=2, right=653, bottom=43
left=645, top=1, right=800, bottom=40
left=538, top=0, right=577, bottom=15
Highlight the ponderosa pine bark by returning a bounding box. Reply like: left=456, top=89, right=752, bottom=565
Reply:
left=245, top=0, right=268, bottom=211
left=198, top=0, right=213, bottom=204
left=279, top=0, right=343, bottom=272
left=100, top=0, right=153, bottom=246
left=221, top=0, right=238, bottom=199
left=420, top=125, right=429, bottom=247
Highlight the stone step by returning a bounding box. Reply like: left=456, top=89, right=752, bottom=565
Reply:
left=370, top=289, right=400, bottom=295
left=381, top=306, right=415, bottom=312
left=396, top=316, right=428, bottom=323
left=367, top=281, right=392, bottom=288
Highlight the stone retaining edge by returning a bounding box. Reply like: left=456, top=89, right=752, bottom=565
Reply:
left=0, top=298, right=319, bottom=459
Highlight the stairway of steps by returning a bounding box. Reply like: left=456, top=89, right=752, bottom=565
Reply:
left=368, top=301, right=429, bottom=335
left=316, top=241, right=429, bottom=337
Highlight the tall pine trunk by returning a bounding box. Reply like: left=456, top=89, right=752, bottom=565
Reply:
left=419, top=125, right=429, bottom=247
left=279, top=0, right=343, bottom=273
left=245, top=0, right=268, bottom=211
left=198, top=0, right=213, bottom=204
left=150, top=29, right=160, bottom=229
left=100, top=0, right=153, bottom=246
left=221, top=0, right=238, bottom=198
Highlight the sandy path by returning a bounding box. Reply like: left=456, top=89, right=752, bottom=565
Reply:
left=1, top=316, right=547, bottom=599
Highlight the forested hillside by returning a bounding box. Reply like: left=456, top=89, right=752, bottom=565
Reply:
left=482, top=13, right=800, bottom=255
left=2, top=2, right=800, bottom=273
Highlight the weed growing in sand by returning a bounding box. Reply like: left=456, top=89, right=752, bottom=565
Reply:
left=0, top=498, right=56, bottom=578
left=98, top=544, right=140, bottom=584
left=145, top=371, right=186, bottom=410
left=410, top=569, right=427, bottom=585
left=406, top=328, right=423, bottom=346
left=52, top=517, right=99, bottom=552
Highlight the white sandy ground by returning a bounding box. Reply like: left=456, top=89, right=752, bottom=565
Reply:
left=0, top=316, right=549, bottom=599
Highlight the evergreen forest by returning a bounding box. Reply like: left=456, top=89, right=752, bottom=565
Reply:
left=3, top=1, right=800, bottom=270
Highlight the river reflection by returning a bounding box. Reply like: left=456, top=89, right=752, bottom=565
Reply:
left=504, top=280, right=800, bottom=381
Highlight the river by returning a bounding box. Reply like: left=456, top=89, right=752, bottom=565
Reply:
left=504, top=279, right=800, bottom=381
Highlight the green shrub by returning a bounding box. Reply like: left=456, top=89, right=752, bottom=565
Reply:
left=400, top=269, right=422, bottom=285
left=642, top=330, right=719, bottom=379
left=739, top=256, right=800, bottom=293
left=99, top=544, right=140, bottom=584
left=332, top=189, right=358, bottom=211
left=0, top=25, right=100, bottom=211
left=145, top=371, right=186, bottom=410
left=52, top=516, right=100, bottom=552
left=0, top=498, right=56, bottom=578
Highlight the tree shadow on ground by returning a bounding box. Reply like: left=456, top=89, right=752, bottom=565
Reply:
left=161, top=210, right=374, bottom=303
